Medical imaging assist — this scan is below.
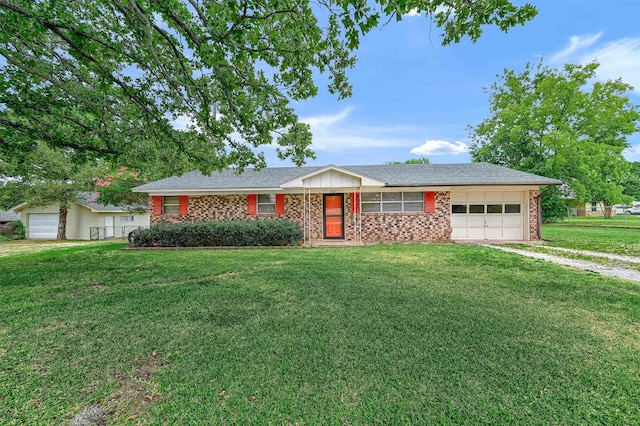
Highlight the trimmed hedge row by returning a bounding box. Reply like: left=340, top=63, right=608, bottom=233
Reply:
left=130, top=219, right=304, bottom=247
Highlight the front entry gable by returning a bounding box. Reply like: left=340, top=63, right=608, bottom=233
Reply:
left=280, top=165, right=385, bottom=190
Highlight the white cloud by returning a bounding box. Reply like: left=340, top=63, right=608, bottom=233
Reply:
left=549, top=33, right=640, bottom=95
left=302, top=106, right=353, bottom=129
left=410, top=140, right=469, bottom=156
left=300, top=107, right=421, bottom=151
left=549, top=33, right=603, bottom=63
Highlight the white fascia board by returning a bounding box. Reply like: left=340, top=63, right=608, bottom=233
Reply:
left=142, top=188, right=288, bottom=196
left=73, top=201, right=120, bottom=213
left=448, top=185, right=544, bottom=192
left=368, top=186, right=452, bottom=192
left=87, top=207, right=129, bottom=213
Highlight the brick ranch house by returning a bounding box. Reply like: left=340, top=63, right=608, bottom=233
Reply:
left=132, top=163, right=562, bottom=244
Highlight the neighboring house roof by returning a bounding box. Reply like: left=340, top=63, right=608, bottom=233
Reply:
left=0, top=210, right=20, bottom=222
left=13, top=192, right=149, bottom=213
left=133, top=163, right=563, bottom=193
left=76, top=192, right=131, bottom=213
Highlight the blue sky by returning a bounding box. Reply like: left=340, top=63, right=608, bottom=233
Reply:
left=262, top=0, right=640, bottom=167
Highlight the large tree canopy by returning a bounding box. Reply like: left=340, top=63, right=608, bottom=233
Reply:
left=469, top=61, right=640, bottom=219
left=0, top=0, right=536, bottom=174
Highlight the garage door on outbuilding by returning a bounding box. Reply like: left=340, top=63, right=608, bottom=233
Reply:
left=28, top=213, right=59, bottom=239
left=450, top=191, right=525, bottom=240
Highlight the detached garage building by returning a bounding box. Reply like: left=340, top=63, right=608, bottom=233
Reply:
left=14, top=192, right=149, bottom=240
left=132, top=163, right=562, bottom=244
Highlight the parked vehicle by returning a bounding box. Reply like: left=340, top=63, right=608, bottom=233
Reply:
left=624, top=202, right=640, bottom=215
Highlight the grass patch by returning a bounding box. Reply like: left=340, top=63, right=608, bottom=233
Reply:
left=0, top=239, right=109, bottom=258
left=542, top=224, right=640, bottom=255
left=554, top=215, right=640, bottom=228
left=1, top=242, right=639, bottom=424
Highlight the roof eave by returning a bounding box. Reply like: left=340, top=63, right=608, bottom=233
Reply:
left=136, top=187, right=287, bottom=195
left=11, top=202, right=29, bottom=212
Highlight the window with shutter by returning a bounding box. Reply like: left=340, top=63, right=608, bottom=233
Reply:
left=361, top=192, right=424, bottom=212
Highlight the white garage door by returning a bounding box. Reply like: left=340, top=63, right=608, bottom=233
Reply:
left=29, top=213, right=59, bottom=239
left=450, top=192, right=524, bottom=240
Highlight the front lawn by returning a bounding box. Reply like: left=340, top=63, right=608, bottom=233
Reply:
left=542, top=224, right=640, bottom=255
left=1, top=242, right=639, bottom=424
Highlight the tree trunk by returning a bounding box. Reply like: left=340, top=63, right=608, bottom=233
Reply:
left=57, top=206, right=68, bottom=240
left=604, top=205, right=612, bottom=219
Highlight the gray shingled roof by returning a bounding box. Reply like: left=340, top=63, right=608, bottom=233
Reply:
left=133, top=163, right=562, bottom=192
left=75, top=192, right=128, bottom=212
left=0, top=210, right=20, bottom=222
left=77, top=192, right=150, bottom=212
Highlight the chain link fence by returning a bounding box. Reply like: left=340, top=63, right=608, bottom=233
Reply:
left=89, top=226, right=148, bottom=241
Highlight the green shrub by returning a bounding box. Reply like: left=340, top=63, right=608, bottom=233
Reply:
left=130, top=219, right=303, bottom=248
left=0, top=221, right=24, bottom=241
left=13, top=220, right=25, bottom=240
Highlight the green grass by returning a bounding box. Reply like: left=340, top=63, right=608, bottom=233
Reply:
left=555, top=215, right=640, bottom=227
left=542, top=224, right=640, bottom=255
left=1, top=242, right=639, bottom=424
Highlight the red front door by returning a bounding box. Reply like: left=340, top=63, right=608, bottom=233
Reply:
left=324, top=194, right=344, bottom=239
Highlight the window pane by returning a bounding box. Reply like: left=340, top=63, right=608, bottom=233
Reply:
left=361, top=193, right=380, bottom=202
left=487, top=204, right=503, bottom=214
left=505, top=204, right=521, bottom=214
left=163, top=196, right=180, bottom=215
left=120, top=216, right=134, bottom=222
left=164, top=205, right=180, bottom=215
left=469, top=204, right=484, bottom=214
left=404, top=202, right=424, bottom=212
left=452, top=204, right=467, bottom=214
left=403, top=192, right=423, bottom=202
left=362, top=203, right=380, bottom=213
left=258, top=194, right=276, bottom=203
left=382, top=192, right=402, bottom=201
left=382, top=202, right=402, bottom=212
left=258, top=204, right=276, bottom=214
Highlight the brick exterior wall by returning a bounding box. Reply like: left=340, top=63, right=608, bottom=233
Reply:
left=150, top=192, right=452, bottom=243
left=345, top=192, right=451, bottom=242
left=150, top=190, right=543, bottom=242
left=529, top=190, right=539, bottom=240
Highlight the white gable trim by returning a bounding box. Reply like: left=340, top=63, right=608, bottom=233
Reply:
left=280, top=165, right=385, bottom=189
left=81, top=204, right=132, bottom=213
left=11, top=202, right=30, bottom=212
